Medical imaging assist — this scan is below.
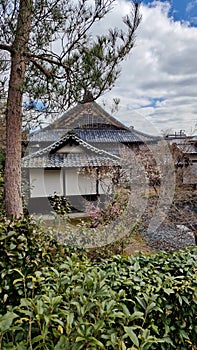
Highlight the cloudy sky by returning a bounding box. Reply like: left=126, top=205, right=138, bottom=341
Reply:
left=98, top=0, right=197, bottom=135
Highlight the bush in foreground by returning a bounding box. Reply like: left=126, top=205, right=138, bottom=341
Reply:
left=0, top=216, right=196, bottom=349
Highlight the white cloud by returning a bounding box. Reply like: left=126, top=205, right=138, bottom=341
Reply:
left=98, top=1, right=197, bottom=135
left=186, top=0, right=197, bottom=13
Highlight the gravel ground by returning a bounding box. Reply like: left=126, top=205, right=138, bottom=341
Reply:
left=141, top=222, right=196, bottom=252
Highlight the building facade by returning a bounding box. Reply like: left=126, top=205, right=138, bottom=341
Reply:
left=22, top=100, right=159, bottom=213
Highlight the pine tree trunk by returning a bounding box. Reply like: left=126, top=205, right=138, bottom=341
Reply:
left=5, top=0, right=32, bottom=217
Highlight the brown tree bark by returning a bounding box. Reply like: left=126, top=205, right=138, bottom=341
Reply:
left=5, top=0, right=32, bottom=217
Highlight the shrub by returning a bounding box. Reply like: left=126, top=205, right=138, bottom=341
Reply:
left=102, top=249, right=197, bottom=349
left=0, top=215, right=85, bottom=314
left=0, top=169, right=5, bottom=215
left=0, top=148, right=5, bottom=170
left=49, top=194, right=71, bottom=216
left=0, top=216, right=196, bottom=350
left=87, top=191, right=129, bottom=228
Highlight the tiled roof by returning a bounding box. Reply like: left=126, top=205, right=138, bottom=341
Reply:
left=26, top=133, right=120, bottom=158
left=28, top=100, right=160, bottom=146
left=22, top=153, right=118, bottom=168
left=176, top=143, right=197, bottom=154
left=22, top=134, right=120, bottom=168
left=24, top=100, right=160, bottom=170
left=29, top=128, right=159, bottom=144
left=44, top=101, right=128, bottom=131
left=29, top=129, right=67, bottom=142
left=76, top=129, right=159, bottom=143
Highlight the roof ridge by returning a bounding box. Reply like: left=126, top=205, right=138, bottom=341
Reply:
left=23, top=133, right=120, bottom=161
left=38, top=100, right=129, bottom=131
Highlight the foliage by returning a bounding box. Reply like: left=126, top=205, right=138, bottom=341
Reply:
left=86, top=222, right=145, bottom=262
left=135, top=145, right=161, bottom=195
left=170, top=143, right=192, bottom=186
left=102, top=250, right=197, bottom=349
left=0, top=107, right=6, bottom=150
left=0, top=215, right=85, bottom=314
left=0, top=215, right=196, bottom=349
left=0, top=148, right=5, bottom=170
left=87, top=191, right=129, bottom=228
left=0, top=0, right=141, bottom=117
left=0, top=168, right=5, bottom=216
left=49, top=194, right=71, bottom=216
left=168, top=188, right=197, bottom=245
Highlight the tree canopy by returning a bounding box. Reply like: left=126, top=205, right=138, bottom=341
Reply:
left=0, top=0, right=141, bottom=111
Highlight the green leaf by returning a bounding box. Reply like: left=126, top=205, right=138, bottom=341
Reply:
left=13, top=278, right=23, bottom=285
left=121, top=304, right=131, bottom=317
left=76, top=337, right=85, bottom=342
left=16, top=343, right=27, bottom=350
left=146, top=302, right=156, bottom=315
left=151, top=324, right=159, bottom=335
left=0, top=312, right=18, bottom=332
left=93, top=320, right=104, bottom=331
left=182, top=296, right=189, bottom=305
left=72, top=342, right=84, bottom=350
left=124, top=326, right=139, bottom=347
left=135, top=296, right=146, bottom=309
left=54, top=335, right=68, bottom=350
left=10, top=242, right=17, bottom=250
left=31, top=335, right=44, bottom=344
left=130, top=311, right=144, bottom=322
left=51, top=267, right=60, bottom=277
left=12, top=269, right=24, bottom=278
left=51, top=295, right=63, bottom=307
left=133, top=261, right=140, bottom=272
left=163, top=288, right=174, bottom=295
left=36, top=299, right=44, bottom=315
left=179, top=330, right=189, bottom=339
left=120, top=340, right=127, bottom=350
left=89, top=337, right=105, bottom=348
left=178, top=294, right=182, bottom=305
left=67, top=312, right=74, bottom=328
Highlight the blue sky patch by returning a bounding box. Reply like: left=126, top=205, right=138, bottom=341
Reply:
left=23, top=100, right=48, bottom=112
left=141, top=0, right=197, bottom=26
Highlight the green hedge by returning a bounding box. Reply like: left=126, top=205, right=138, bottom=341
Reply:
left=0, top=217, right=196, bottom=349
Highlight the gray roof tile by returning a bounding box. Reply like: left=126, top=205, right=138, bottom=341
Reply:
left=29, top=128, right=159, bottom=144
left=22, top=153, right=118, bottom=168
left=24, top=101, right=160, bottom=169
left=22, top=134, right=119, bottom=168
left=44, top=101, right=128, bottom=130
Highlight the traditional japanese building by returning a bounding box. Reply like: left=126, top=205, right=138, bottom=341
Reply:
left=22, top=98, right=159, bottom=213
left=164, top=131, right=197, bottom=186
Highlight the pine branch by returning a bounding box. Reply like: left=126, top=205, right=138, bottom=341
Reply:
left=0, top=44, right=12, bottom=52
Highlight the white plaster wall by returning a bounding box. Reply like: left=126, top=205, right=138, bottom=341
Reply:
left=30, top=169, right=63, bottom=197
left=65, top=169, right=96, bottom=195
left=44, top=170, right=63, bottom=196
left=30, top=169, right=45, bottom=198
left=30, top=168, right=112, bottom=198
left=57, top=145, right=83, bottom=153
left=65, top=169, right=79, bottom=195
left=78, top=174, right=96, bottom=195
